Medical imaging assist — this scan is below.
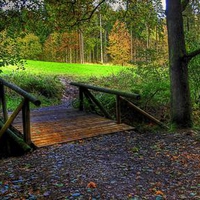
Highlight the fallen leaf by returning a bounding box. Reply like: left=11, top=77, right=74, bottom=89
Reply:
left=155, top=190, right=164, bottom=196
left=87, top=181, right=97, bottom=188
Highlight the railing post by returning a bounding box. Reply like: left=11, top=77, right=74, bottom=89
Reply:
left=79, top=87, right=84, bottom=111
left=0, top=83, right=8, bottom=121
left=116, top=95, right=121, bottom=124
left=22, top=99, right=31, bottom=145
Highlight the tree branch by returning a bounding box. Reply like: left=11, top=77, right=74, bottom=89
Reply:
left=181, top=0, right=189, bottom=12
left=70, top=0, right=106, bottom=27
left=184, top=48, right=200, bottom=62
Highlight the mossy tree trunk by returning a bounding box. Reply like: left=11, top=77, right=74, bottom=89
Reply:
left=166, top=0, right=200, bottom=128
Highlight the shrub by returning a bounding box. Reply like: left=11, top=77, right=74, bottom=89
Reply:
left=83, top=65, right=171, bottom=124
left=17, top=33, right=42, bottom=60
left=1, top=72, right=64, bottom=110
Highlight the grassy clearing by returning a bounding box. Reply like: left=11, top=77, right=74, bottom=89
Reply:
left=1, top=60, right=123, bottom=78
left=0, top=60, right=127, bottom=110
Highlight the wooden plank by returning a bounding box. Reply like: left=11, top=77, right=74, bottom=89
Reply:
left=120, top=96, right=169, bottom=129
left=83, top=89, right=112, bottom=119
left=0, top=84, right=8, bottom=121
left=116, top=95, right=121, bottom=124
left=12, top=107, right=134, bottom=148
left=22, top=99, right=31, bottom=144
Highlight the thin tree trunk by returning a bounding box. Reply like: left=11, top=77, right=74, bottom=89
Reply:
left=96, top=42, right=99, bottom=62
left=69, top=48, right=72, bottom=63
left=81, top=33, right=84, bottom=63
left=65, top=47, right=68, bottom=63
left=99, top=13, right=104, bottom=63
left=130, top=28, right=133, bottom=61
left=104, top=30, right=107, bottom=63
left=79, top=30, right=84, bottom=63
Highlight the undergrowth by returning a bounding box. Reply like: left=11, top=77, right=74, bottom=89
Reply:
left=79, top=64, right=199, bottom=128
left=1, top=72, right=64, bottom=110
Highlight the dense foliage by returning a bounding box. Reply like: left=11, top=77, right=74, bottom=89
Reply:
left=0, top=0, right=168, bottom=65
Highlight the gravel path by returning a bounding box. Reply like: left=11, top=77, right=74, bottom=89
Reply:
left=0, top=130, right=199, bottom=199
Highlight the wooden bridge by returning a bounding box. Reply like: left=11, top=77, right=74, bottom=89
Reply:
left=0, top=79, right=167, bottom=151
left=0, top=79, right=140, bottom=149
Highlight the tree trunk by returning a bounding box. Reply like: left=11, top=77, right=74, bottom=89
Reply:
left=69, top=47, right=72, bottom=63
left=130, top=28, right=133, bottom=61
left=166, top=0, right=192, bottom=128
left=99, top=13, right=104, bottom=63
left=79, top=30, right=84, bottom=63
left=65, top=47, right=68, bottom=63
left=104, top=30, right=108, bottom=63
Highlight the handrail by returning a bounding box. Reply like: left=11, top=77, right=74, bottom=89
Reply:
left=70, top=82, right=140, bottom=123
left=71, top=82, right=168, bottom=129
left=0, top=78, right=41, bottom=145
left=70, top=82, right=141, bottom=100
left=0, top=78, right=41, bottom=106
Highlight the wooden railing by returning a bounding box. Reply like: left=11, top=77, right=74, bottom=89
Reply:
left=70, top=82, right=168, bottom=129
left=70, top=82, right=140, bottom=123
left=0, top=78, right=41, bottom=145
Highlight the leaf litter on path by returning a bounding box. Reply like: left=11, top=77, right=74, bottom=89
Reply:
left=0, top=130, right=199, bottom=199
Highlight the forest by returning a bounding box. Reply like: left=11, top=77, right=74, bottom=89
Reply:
left=0, top=1, right=169, bottom=64
left=0, top=0, right=200, bottom=199
left=0, top=0, right=200, bottom=129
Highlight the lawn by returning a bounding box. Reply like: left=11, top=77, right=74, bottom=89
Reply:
left=1, top=60, right=124, bottom=78
left=0, top=60, right=129, bottom=110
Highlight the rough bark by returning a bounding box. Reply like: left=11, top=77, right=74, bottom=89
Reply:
left=166, top=0, right=192, bottom=128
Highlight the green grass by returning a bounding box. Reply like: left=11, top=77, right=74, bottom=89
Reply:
left=0, top=60, right=127, bottom=110
left=1, top=60, right=124, bottom=78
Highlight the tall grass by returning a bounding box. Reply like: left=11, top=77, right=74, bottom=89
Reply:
left=1, top=72, right=64, bottom=110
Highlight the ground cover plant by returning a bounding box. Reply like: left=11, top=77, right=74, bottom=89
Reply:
left=80, top=65, right=170, bottom=126
left=83, top=64, right=200, bottom=129
left=1, top=73, right=64, bottom=110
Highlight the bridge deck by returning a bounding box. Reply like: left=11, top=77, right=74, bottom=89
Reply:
left=13, top=106, right=134, bottom=147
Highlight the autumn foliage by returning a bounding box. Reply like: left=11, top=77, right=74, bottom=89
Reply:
left=107, top=20, right=131, bottom=65
left=87, top=181, right=97, bottom=188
